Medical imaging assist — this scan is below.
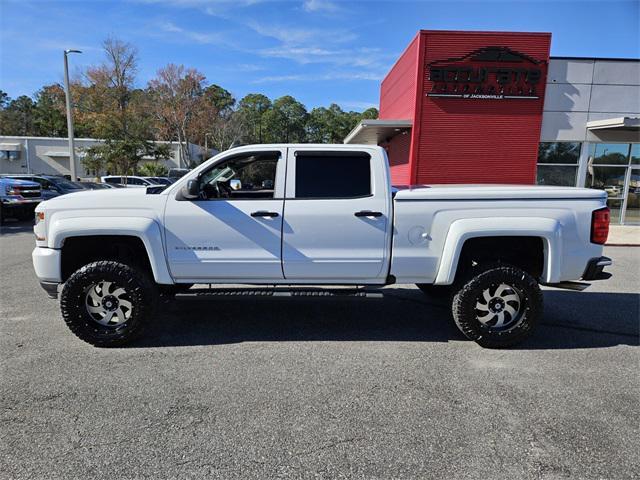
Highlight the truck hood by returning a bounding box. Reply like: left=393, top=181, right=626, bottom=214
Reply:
left=36, top=185, right=154, bottom=210
left=393, top=184, right=608, bottom=201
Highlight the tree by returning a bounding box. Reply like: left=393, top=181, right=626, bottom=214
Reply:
left=307, top=104, right=377, bottom=143
left=263, top=95, right=307, bottom=143
left=148, top=64, right=206, bottom=166
left=33, top=84, right=67, bottom=137
left=360, top=107, right=378, bottom=120
left=0, top=90, right=9, bottom=109
left=0, top=96, right=36, bottom=136
left=72, top=37, right=153, bottom=143
left=138, top=161, right=168, bottom=177
left=80, top=144, right=107, bottom=178
left=238, top=93, right=272, bottom=143
left=207, top=110, right=246, bottom=153
left=189, top=84, right=237, bottom=153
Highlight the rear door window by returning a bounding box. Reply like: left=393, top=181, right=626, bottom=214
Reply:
left=295, top=153, right=371, bottom=199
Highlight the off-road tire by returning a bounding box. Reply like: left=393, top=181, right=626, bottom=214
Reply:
left=60, top=261, right=158, bottom=347
left=451, top=265, right=542, bottom=348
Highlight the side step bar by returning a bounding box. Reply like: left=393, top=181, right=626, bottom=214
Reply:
left=175, top=287, right=385, bottom=299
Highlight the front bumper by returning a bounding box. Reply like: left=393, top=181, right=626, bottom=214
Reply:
left=2, top=197, right=41, bottom=206
left=39, top=281, right=59, bottom=299
left=32, top=247, right=62, bottom=284
left=582, top=256, right=612, bottom=281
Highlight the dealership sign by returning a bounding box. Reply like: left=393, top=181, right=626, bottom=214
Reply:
left=427, top=46, right=546, bottom=100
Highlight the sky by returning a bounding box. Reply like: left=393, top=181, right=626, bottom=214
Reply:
left=1, top=0, right=639, bottom=112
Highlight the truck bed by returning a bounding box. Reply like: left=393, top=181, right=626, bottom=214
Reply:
left=393, top=184, right=605, bottom=201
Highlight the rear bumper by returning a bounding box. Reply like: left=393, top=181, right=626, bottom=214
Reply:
left=582, top=256, right=612, bottom=281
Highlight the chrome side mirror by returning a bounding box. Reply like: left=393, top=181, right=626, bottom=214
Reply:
left=229, top=179, right=242, bottom=190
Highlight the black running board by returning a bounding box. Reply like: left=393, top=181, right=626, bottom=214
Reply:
left=175, top=287, right=384, bottom=299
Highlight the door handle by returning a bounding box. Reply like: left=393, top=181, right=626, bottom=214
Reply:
left=354, top=210, right=383, bottom=217
left=251, top=210, right=279, bottom=218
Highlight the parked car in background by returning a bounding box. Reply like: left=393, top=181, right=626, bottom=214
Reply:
left=77, top=182, right=122, bottom=190
left=1, top=174, right=84, bottom=200
left=167, top=168, right=190, bottom=181
left=100, top=176, right=159, bottom=188
left=0, top=177, right=42, bottom=224
left=144, top=177, right=173, bottom=185
left=604, top=185, right=622, bottom=197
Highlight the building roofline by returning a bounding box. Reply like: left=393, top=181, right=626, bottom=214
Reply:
left=418, top=29, right=551, bottom=36
left=381, top=32, right=421, bottom=88
left=550, top=56, right=640, bottom=62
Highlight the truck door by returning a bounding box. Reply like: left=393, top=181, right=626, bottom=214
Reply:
left=164, top=149, right=286, bottom=281
left=282, top=148, right=392, bottom=283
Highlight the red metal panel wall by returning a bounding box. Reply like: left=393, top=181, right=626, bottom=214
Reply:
left=379, top=33, right=420, bottom=120
left=413, top=31, right=551, bottom=184
left=385, top=131, right=412, bottom=185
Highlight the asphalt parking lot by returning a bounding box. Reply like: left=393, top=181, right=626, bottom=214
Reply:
left=1, top=220, right=638, bottom=480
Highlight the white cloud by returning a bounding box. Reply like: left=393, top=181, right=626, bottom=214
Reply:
left=335, top=100, right=378, bottom=111
left=246, top=21, right=356, bottom=46
left=158, top=21, right=226, bottom=44
left=258, top=44, right=394, bottom=70
left=252, top=70, right=384, bottom=84
left=302, top=0, right=339, bottom=13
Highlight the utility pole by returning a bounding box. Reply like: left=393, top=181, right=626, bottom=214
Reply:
left=63, top=49, right=82, bottom=180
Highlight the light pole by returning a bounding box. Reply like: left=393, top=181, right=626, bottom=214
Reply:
left=63, top=49, right=82, bottom=180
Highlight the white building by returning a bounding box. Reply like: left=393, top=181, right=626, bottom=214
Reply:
left=0, top=136, right=207, bottom=178
left=538, top=57, right=640, bottom=225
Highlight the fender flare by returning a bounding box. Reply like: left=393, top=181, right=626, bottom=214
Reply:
left=434, top=217, right=562, bottom=285
left=49, top=216, right=173, bottom=284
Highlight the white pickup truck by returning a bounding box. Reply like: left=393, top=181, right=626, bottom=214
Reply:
left=32, top=144, right=612, bottom=348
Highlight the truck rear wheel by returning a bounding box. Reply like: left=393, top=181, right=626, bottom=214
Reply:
left=60, top=261, right=158, bottom=347
left=451, top=265, right=542, bottom=348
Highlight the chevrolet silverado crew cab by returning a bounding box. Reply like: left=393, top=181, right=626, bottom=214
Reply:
left=32, top=144, right=612, bottom=348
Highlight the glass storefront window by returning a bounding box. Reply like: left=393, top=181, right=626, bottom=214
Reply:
left=537, top=165, right=577, bottom=186
left=538, top=142, right=580, bottom=164
left=536, top=142, right=580, bottom=187
left=590, top=143, right=631, bottom=165
left=586, top=166, right=627, bottom=224
left=631, top=144, right=639, bottom=165
left=625, top=170, right=640, bottom=225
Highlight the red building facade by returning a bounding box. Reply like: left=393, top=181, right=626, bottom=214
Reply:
left=350, top=30, right=552, bottom=185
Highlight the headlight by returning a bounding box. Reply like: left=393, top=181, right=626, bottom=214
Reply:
left=34, top=211, right=46, bottom=241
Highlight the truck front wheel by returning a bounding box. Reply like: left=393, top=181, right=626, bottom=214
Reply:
left=451, top=265, right=542, bottom=348
left=60, top=261, right=158, bottom=347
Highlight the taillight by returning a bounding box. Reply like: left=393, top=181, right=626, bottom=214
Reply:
left=591, top=207, right=610, bottom=244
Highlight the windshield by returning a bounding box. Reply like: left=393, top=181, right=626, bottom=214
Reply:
left=200, top=165, right=236, bottom=185
left=51, top=178, right=83, bottom=190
